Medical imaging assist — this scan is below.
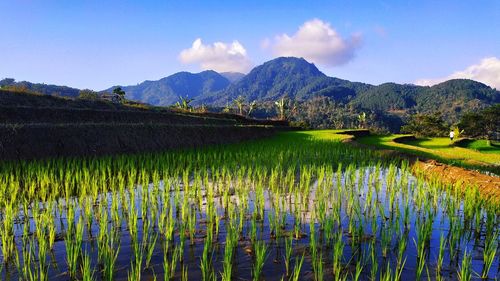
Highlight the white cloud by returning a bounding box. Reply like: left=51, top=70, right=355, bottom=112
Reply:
left=179, top=38, right=252, bottom=73
left=416, top=57, right=500, bottom=89
left=270, top=18, right=362, bottom=66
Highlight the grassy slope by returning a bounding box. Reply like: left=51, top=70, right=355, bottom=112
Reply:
left=355, top=134, right=500, bottom=174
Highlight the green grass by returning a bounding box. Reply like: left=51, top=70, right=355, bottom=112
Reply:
left=354, top=134, right=500, bottom=174
left=455, top=139, right=500, bottom=154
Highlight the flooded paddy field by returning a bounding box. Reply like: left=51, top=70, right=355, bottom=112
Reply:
left=0, top=131, right=498, bottom=280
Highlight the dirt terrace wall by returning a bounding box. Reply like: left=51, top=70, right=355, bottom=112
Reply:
left=0, top=107, right=238, bottom=125
left=0, top=124, right=282, bottom=161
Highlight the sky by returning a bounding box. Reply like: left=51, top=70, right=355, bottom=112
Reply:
left=0, top=0, right=499, bottom=90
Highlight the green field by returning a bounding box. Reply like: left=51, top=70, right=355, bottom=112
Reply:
left=355, top=134, right=500, bottom=174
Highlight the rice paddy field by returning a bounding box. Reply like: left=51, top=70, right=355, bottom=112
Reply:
left=0, top=130, right=498, bottom=281
left=356, top=135, right=500, bottom=175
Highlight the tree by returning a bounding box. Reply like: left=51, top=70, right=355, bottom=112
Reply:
left=233, top=96, right=246, bottom=115
left=112, top=87, right=126, bottom=101
left=357, top=112, right=367, bottom=129
left=275, top=97, right=287, bottom=120
left=401, top=113, right=448, bottom=137
left=0, top=78, right=15, bottom=88
left=458, top=105, right=499, bottom=139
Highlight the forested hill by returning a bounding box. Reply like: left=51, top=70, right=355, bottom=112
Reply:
left=352, top=79, right=499, bottom=122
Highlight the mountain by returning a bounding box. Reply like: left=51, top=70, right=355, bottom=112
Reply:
left=220, top=72, right=245, bottom=83
left=106, top=70, right=231, bottom=106
left=0, top=78, right=80, bottom=97
left=197, top=57, right=372, bottom=105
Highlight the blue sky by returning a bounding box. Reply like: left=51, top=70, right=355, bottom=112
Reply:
left=1, top=0, right=499, bottom=90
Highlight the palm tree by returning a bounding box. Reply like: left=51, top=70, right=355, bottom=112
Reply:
left=357, top=112, right=366, bottom=129
left=247, top=100, right=257, bottom=117
left=175, top=96, right=194, bottom=111
left=275, top=97, right=287, bottom=120
left=233, top=96, right=246, bottom=115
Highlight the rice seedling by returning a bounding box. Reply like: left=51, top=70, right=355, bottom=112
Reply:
left=380, top=262, right=392, bottom=281
left=397, top=232, right=408, bottom=268
left=481, top=230, right=498, bottom=279
left=250, top=213, right=258, bottom=243
left=332, top=229, right=344, bottom=279
left=352, top=259, right=363, bottom=281
left=145, top=232, right=158, bottom=269
left=283, top=235, right=293, bottom=276
left=252, top=240, right=268, bottom=281
left=81, top=252, right=95, bottom=281
left=221, top=221, right=238, bottom=281
left=102, top=229, right=120, bottom=281
left=289, top=254, right=304, bottom=281
left=394, top=258, right=406, bottom=281
left=1, top=202, right=16, bottom=264
left=65, top=214, right=84, bottom=278
left=369, top=242, right=378, bottom=281
left=163, top=244, right=179, bottom=281
left=414, top=237, right=427, bottom=279
left=200, top=231, right=215, bottom=281
left=457, top=250, right=472, bottom=281
left=436, top=233, right=445, bottom=277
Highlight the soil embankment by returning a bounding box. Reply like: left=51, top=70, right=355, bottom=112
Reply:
left=0, top=90, right=290, bottom=160
left=0, top=124, right=282, bottom=160
left=339, top=131, right=500, bottom=201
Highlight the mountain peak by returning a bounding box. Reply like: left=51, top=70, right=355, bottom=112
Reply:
left=196, top=56, right=331, bottom=104
left=258, top=57, right=325, bottom=77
